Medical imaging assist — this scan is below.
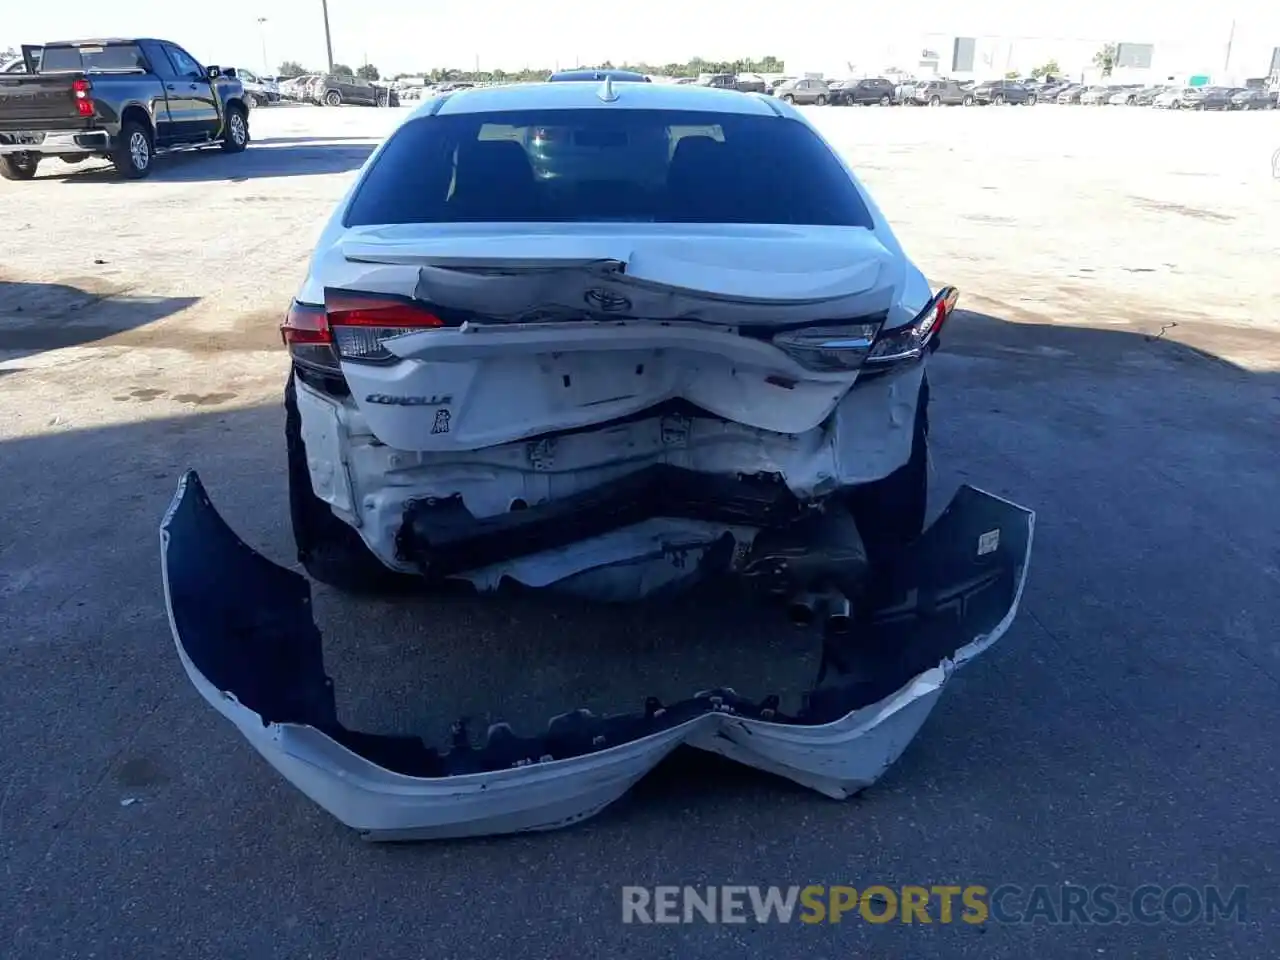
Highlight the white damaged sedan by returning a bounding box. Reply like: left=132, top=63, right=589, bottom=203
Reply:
left=161, top=79, right=1034, bottom=840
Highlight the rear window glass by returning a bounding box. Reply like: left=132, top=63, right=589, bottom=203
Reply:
left=345, top=108, right=874, bottom=228
left=39, top=44, right=147, bottom=72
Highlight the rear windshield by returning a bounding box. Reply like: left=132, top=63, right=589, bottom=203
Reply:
left=344, top=108, right=874, bottom=228
left=39, top=43, right=146, bottom=72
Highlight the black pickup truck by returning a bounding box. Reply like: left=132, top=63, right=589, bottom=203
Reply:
left=0, top=38, right=249, bottom=181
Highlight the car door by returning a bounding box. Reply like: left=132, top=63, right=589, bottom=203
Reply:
left=162, top=43, right=220, bottom=140
left=136, top=40, right=178, bottom=144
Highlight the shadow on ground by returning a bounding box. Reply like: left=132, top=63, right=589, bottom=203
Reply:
left=40, top=140, right=376, bottom=184
left=0, top=279, right=198, bottom=362
left=0, top=315, right=1277, bottom=959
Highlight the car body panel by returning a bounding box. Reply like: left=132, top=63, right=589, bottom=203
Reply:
left=161, top=470, right=1035, bottom=839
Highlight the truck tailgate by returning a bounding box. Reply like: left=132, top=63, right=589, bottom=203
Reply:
left=0, top=75, right=87, bottom=131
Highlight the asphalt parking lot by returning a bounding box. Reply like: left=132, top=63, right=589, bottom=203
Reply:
left=2, top=102, right=1278, bottom=959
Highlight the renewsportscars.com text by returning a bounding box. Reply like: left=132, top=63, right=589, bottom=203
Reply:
left=621, top=884, right=1247, bottom=925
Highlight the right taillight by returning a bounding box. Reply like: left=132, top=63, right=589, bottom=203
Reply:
left=864, top=286, right=959, bottom=368
left=72, top=78, right=94, bottom=118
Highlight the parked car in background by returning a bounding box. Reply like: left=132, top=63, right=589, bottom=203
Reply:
left=313, top=73, right=392, bottom=106
left=912, top=79, right=974, bottom=106
left=1036, top=80, right=1072, bottom=100
left=1076, top=85, right=1113, bottom=105
left=234, top=67, right=278, bottom=108
left=969, top=79, right=1036, bottom=105
left=1230, top=87, right=1278, bottom=110
left=1125, top=85, right=1166, bottom=106
left=893, top=77, right=920, bottom=103
left=1056, top=84, right=1088, bottom=103
left=0, top=37, right=248, bottom=180
left=828, top=77, right=897, bottom=105
left=772, top=77, right=831, bottom=105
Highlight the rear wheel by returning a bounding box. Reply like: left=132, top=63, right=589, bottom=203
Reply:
left=992, top=94, right=1005, bottom=105
left=929, top=95, right=941, bottom=106
left=962, top=95, right=975, bottom=106
left=815, top=94, right=827, bottom=105
left=879, top=94, right=891, bottom=105
left=376, top=89, right=389, bottom=107
left=111, top=120, right=152, bottom=179
left=285, top=373, right=419, bottom=595
left=781, top=94, right=795, bottom=104
left=324, top=89, right=342, bottom=107
left=1027, top=94, right=1038, bottom=105
left=0, top=153, right=39, bottom=181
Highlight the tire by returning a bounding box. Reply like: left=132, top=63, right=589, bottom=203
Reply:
left=962, top=95, right=974, bottom=106
left=879, top=94, right=891, bottom=106
left=929, top=96, right=941, bottom=106
left=1027, top=95, right=1037, bottom=105
left=844, top=377, right=930, bottom=565
left=221, top=104, right=249, bottom=152
left=111, top=119, right=152, bottom=179
left=781, top=94, right=794, bottom=104
left=376, top=90, right=389, bottom=107
left=992, top=94, right=1004, bottom=105
left=245, top=92, right=260, bottom=109
left=324, top=89, right=342, bottom=107
left=285, top=373, right=418, bottom=595
left=815, top=95, right=827, bottom=105
left=0, top=154, right=39, bottom=181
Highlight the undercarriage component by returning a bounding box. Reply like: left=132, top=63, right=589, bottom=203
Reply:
left=161, top=470, right=1034, bottom=841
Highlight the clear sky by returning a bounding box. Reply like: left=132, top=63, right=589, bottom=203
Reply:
left=4, top=0, right=1274, bottom=76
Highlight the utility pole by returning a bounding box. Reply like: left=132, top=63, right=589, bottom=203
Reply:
left=1223, top=18, right=1236, bottom=75
left=320, top=0, right=335, bottom=73
left=256, top=17, right=269, bottom=75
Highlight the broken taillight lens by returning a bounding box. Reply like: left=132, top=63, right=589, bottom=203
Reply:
left=72, top=78, right=94, bottom=118
left=864, top=286, right=959, bottom=368
left=324, top=289, right=445, bottom=363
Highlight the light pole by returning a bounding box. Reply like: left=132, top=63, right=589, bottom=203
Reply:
left=256, top=17, right=269, bottom=75
left=320, top=0, right=335, bottom=74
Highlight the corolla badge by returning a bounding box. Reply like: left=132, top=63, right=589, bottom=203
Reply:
left=584, top=288, right=632, bottom=313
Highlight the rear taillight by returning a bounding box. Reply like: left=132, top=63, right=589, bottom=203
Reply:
left=771, top=322, right=882, bottom=372
left=864, top=286, right=959, bottom=368
left=281, top=300, right=341, bottom=374
left=72, top=78, right=94, bottom=118
left=324, top=289, right=445, bottom=363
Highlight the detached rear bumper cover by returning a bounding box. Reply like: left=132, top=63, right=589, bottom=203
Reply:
left=161, top=471, right=1034, bottom=841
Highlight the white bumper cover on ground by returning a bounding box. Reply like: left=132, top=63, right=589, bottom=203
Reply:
left=161, top=470, right=1033, bottom=841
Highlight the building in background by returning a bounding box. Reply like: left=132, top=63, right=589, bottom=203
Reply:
left=780, top=17, right=1278, bottom=86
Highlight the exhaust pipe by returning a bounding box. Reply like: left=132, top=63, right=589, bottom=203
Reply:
left=787, top=591, right=818, bottom=627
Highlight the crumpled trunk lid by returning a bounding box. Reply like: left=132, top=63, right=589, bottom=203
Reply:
left=323, top=224, right=904, bottom=451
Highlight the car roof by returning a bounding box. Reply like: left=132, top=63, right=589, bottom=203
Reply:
left=420, top=80, right=781, bottom=117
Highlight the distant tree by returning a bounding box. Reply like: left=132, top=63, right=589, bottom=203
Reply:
left=1092, top=44, right=1116, bottom=76
left=1005, top=70, right=1020, bottom=79
left=277, top=60, right=306, bottom=78
left=332, top=63, right=354, bottom=77
left=1031, top=59, right=1061, bottom=79
left=356, top=63, right=380, bottom=81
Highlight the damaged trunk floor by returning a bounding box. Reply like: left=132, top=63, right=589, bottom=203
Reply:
left=312, top=584, right=823, bottom=751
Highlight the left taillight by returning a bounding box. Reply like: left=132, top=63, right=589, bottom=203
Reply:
left=863, top=286, right=959, bottom=369
left=281, top=300, right=341, bottom=375
left=72, top=78, right=94, bottom=118
left=324, top=289, right=445, bottom=363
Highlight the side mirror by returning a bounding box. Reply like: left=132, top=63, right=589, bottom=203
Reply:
left=207, top=65, right=221, bottom=79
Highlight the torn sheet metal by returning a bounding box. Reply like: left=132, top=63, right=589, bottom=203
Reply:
left=161, top=471, right=1033, bottom=841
